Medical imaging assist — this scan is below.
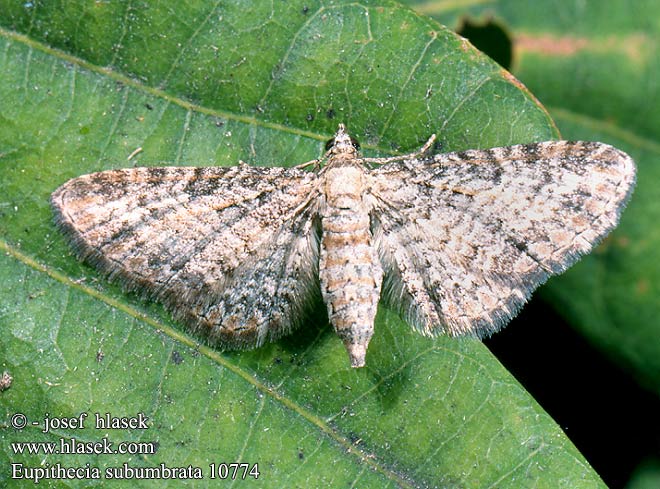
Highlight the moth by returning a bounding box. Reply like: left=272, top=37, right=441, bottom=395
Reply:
left=51, top=125, right=635, bottom=367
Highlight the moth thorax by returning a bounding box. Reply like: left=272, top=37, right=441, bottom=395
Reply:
left=324, top=166, right=365, bottom=208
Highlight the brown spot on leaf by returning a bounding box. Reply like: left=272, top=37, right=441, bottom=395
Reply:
left=636, top=278, right=649, bottom=295
left=615, top=235, right=630, bottom=248
left=516, top=33, right=649, bottom=65
left=517, top=33, right=589, bottom=56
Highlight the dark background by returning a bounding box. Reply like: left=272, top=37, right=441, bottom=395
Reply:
left=486, top=298, right=660, bottom=489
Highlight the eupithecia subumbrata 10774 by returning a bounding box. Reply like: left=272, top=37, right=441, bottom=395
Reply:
left=51, top=124, right=636, bottom=367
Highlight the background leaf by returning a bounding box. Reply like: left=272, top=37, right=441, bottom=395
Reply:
left=0, top=0, right=632, bottom=487
left=627, top=459, right=660, bottom=489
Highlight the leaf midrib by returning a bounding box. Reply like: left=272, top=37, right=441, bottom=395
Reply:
left=0, top=236, right=421, bottom=487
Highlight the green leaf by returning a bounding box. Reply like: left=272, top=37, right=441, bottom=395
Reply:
left=1, top=1, right=603, bottom=487
left=407, top=0, right=660, bottom=398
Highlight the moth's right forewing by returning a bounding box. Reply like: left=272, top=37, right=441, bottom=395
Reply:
left=369, top=141, right=635, bottom=338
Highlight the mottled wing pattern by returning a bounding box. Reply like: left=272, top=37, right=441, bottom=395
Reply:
left=369, top=141, right=635, bottom=338
left=51, top=165, right=322, bottom=348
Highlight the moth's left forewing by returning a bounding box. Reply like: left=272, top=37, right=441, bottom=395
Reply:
left=51, top=165, right=324, bottom=350
left=368, top=140, right=636, bottom=338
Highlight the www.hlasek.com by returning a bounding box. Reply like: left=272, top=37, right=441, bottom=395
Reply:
left=8, top=411, right=259, bottom=482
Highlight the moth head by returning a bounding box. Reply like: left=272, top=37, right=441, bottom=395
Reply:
left=325, top=124, right=360, bottom=158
